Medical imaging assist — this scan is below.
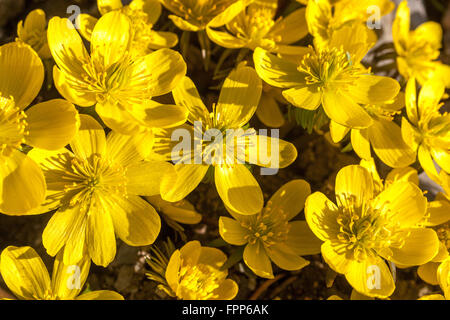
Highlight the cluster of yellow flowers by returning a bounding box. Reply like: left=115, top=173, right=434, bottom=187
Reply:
left=0, top=0, right=449, bottom=300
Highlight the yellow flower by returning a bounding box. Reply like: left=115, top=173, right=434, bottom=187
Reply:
left=78, top=0, right=178, bottom=58
left=152, top=65, right=297, bottom=215
left=219, top=179, right=321, bottom=278
left=160, top=0, right=250, bottom=32
left=330, top=92, right=416, bottom=168
left=393, top=0, right=450, bottom=87
left=0, top=246, right=123, bottom=300
left=207, top=0, right=308, bottom=54
left=165, top=240, right=238, bottom=299
left=254, top=24, right=400, bottom=129
left=146, top=195, right=202, bottom=224
left=401, top=77, right=450, bottom=183
left=27, top=115, right=173, bottom=267
left=47, top=11, right=188, bottom=136
left=0, top=42, right=79, bottom=214
left=305, top=164, right=439, bottom=298
left=305, top=0, right=394, bottom=48
left=16, top=9, right=51, bottom=59
left=419, top=257, right=450, bottom=300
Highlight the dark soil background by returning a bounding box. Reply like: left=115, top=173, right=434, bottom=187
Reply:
left=0, top=0, right=449, bottom=300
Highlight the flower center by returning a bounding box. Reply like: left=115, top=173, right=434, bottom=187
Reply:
left=177, top=263, right=226, bottom=299
left=0, top=96, right=28, bottom=156
left=334, top=194, right=403, bottom=262
left=241, top=203, right=290, bottom=247
left=298, top=47, right=366, bottom=90
left=58, top=154, right=127, bottom=208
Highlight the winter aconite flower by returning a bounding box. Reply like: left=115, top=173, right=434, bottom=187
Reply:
left=219, top=179, right=321, bottom=278
left=254, top=24, right=400, bottom=129
left=165, top=241, right=238, bottom=300
left=305, top=0, right=394, bottom=48
left=47, top=11, right=188, bottom=136
left=0, top=246, right=123, bottom=300
left=393, top=1, right=450, bottom=87
left=152, top=65, right=297, bottom=215
left=329, top=92, right=416, bottom=168
left=0, top=42, right=79, bottom=214
left=28, top=115, right=173, bottom=267
left=207, top=0, right=308, bottom=54
left=401, top=77, right=450, bottom=183
left=160, top=0, right=250, bottom=32
left=16, top=9, right=51, bottom=59
left=78, top=0, right=178, bottom=58
left=305, top=164, right=439, bottom=297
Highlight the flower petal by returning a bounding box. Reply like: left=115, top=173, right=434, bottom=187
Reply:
left=108, top=194, right=161, bottom=246
left=243, top=241, right=273, bottom=279
left=70, top=115, right=106, bottom=159
left=268, top=8, right=307, bottom=44
left=25, top=99, right=79, bottom=150
left=255, top=94, right=285, bottom=128
left=216, top=65, right=262, bottom=129
left=215, top=164, right=263, bottom=215
left=160, top=164, right=208, bottom=202
left=97, top=0, right=123, bottom=15
left=0, top=246, right=51, bottom=300
left=351, top=128, right=371, bottom=160
left=76, top=290, right=124, bottom=300
left=348, top=75, right=400, bottom=105
left=0, top=151, right=45, bottom=215
left=305, top=192, right=340, bottom=242
left=285, top=220, right=322, bottom=256
left=267, top=179, right=311, bottom=221
left=0, top=42, right=44, bottom=110
left=335, top=165, right=374, bottom=207
left=126, top=160, right=175, bottom=196
left=76, top=14, right=97, bottom=41
left=219, top=216, right=248, bottom=246
left=245, top=135, right=297, bottom=169
left=266, top=243, right=310, bottom=271
left=172, top=76, right=210, bottom=124
left=282, top=86, right=322, bottom=110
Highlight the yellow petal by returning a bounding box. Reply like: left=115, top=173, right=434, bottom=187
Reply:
left=86, top=200, right=116, bottom=267
left=282, top=86, right=322, bottom=110
left=129, top=0, right=162, bottom=24
left=130, top=101, right=189, bottom=129
left=345, top=256, right=395, bottom=298
left=322, top=91, right=373, bottom=129
left=165, top=249, right=181, bottom=294
left=0, top=42, right=43, bottom=110
left=0, top=151, right=45, bottom=215
left=53, top=66, right=96, bottom=107
left=368, top=119, right=416, bottom=168
left=348, top=75, right=400, bottom=105
left=267, top=179, right=311, bottom=221
left=437, top=257, right=450, bottom=297
left=426, top=194, right=450, bottom=226
left=146, top=195, right=202, bottom=224
left=216, top=65, right=262, bottom=128
left=374, top=181, right=427, bottom=227
left=266, top=243, right=309, bottom=271
left=96, top=100, right=142, bottom=135
left=25, top=99, right=79, bottom=150
left=208, top=0, right=249, bottom=28
left=43, top=204, right=87, bottom=265
left=219, top=216, right=248, bottom=246
left=330, top=120, right=350, bottom=143
left=413, top=22, right=442, bottom=52
left=97, top=0, right=123, bottom=15
left=392, top=1, right=410, bottom=54
left=255, top=94, right=285, bottom=128
left=386, top=166, right=419, bottom=186
left=245, top=135, right=297, bottom=169
left=268, top=8, right=307, bottom=44
left=206, top=27, right=247, bottom=49
left=418, top=145, right=440, bottom=183
left=126, top=161, right=175, bottom=196
left=431, top=148, right=450, bottom=174
left=198, top=247, right=227, bottom=268
left=418, top=79, right=445, bottom=119
left=168, top=15, right=201, bottom=32
left=351, top=128, right=371, bottom=160
left=285, top=220, right=322, bottom=256
left=329, top=24, right=372, bottom=63
left=160, top=164, right=208, bottom=202
left=212, top=279, right=239, bottom=300
left=90, top=11, right=132, bottom=69
left=105, top=131, right=146, bottom=167
left=146, top=30, right=179, bottom=50
left=335, top=165, right=374, bottom=207
left=180, top=240, right=202, bottom=265
left=51, top=252, right=90, bottom=299
left=76, top=290, right=124, bottom=300
left=76, top=14, right=97, bottom=41
left=0, top=246, right=51, bottom=300
left=418, top=262, right=440, bottom=285
left=243, top=241, right=273, bottom=279
left=70, top=115, right=106, bottom=159
left=387, top=228, right=439, bottom=266
left=107, top=194, right=161, bottom=246
left=172, top=76, right=210, bottom=124
left=305, top=192, right=340, bottom=241
left=253, top=47, right=304, bottom=88
left=405, top=77, right=418, bottom=125
left=215, top=164, right=263, bottom=215
left=321, top=241, right=353, bottom=274
left=47, top=17, right=90, bottom=79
